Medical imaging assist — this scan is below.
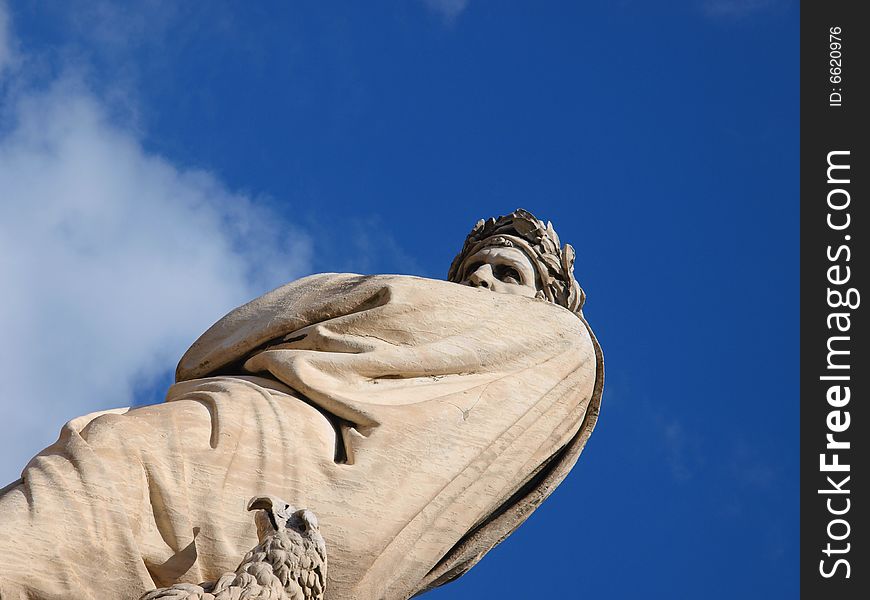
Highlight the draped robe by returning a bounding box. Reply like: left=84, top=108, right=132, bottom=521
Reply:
left=0, top=274, right=603, bottom=599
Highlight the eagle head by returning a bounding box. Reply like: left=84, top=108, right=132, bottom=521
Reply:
left=247, top=495, right=320, bottom=541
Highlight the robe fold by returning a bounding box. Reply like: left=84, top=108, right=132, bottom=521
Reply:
left=0, top=274, right=602, bottom=600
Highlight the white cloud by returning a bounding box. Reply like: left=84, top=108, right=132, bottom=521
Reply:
left=0, top=6, right=311, bottom=484
left=422, top=0, right=470, bottom=21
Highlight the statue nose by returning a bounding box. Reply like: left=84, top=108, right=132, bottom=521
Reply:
left=465, top=264, right=494, bottom=289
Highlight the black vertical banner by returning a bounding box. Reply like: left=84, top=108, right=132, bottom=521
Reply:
left=801, top=2, right=868, bottom=597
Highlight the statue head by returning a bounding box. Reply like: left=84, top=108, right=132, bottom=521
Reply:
left=448, top=208, right=586, bottom=314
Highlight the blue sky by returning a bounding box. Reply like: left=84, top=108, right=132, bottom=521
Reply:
left=0, top=1, right=798, bottom=598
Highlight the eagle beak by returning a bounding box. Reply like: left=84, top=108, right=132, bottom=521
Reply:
left=247, top=496, right=275, bottom=512
left=248, top=495, right=294, bottom=532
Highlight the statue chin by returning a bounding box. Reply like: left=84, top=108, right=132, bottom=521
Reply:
left=0, top=259, right=602, bottom=599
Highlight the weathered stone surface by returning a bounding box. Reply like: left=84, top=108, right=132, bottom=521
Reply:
left=0, top=210, right=603, bottom=600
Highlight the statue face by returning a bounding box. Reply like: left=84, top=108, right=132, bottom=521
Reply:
left=459, top=245, right=540, bottom=298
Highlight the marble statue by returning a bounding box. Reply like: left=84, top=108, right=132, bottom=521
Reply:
left=0, top=209, right=603, bottom=600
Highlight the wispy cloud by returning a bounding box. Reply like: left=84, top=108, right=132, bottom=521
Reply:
left=421, top=0, right=470, bottom=22
left=0, top=4, right=311, bottom=484
left=702, top=0, right=782, bottom=19
left=657, top=417, right=701, bottom=481
left=328, top=215, right=428, bottom=277
left=728, top=438, right=778, bottom=489
left=63, top=0, right=183, bottom=51
left=0, top=1, right=17, bottom=76
left=639, top=398, right=706, bottom=482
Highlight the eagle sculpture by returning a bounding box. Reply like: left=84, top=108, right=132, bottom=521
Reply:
left=141, top=496, right=327, bottom=600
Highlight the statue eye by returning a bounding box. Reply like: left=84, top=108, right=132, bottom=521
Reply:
left=493, top=265, right=521, bottom=284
